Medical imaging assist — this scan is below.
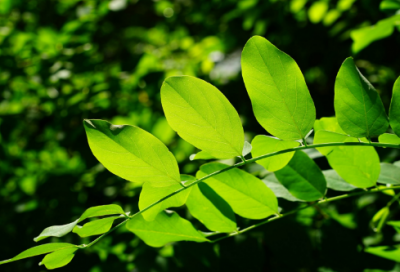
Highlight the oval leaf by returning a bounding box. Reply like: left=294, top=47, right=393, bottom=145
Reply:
left=263, top=174, right=303, bottom=202
left=34, top=220, right=79, bottom=242
left=126, top=211, right=208, bottom=247
left=161, top=75, right=244, bottom=159
left=186, top=183, right=237, bottom=232
left=40, top=247, right=78, bottom=270
left=379, top=133, right=400, bottom=145
left=314, top=130, right=380, bottom=188
left=275, top=151, right=327, bottom=201
left=334, top=57, right=389, bottom=138
left=251, top=135, right=299, bottom=172
left=84, top=119, right=180, bottom=187
left=73, top=216, right=120, bottom=238
left=197, top=162, right=278, bottom=219
left=241, top=36, right=316, bottom=141
left=390, top=76, right=400, bottom=137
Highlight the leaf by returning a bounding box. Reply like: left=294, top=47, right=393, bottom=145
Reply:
left=189, top=151, right=215, bottom=161
left=251, top=135, right=299, bottom=172
left=0, top=243, right=76, bottom=265
left=370, top=207, right=390, bottom=232
left=242, top=141, right=252, bottom=157
left=365, top=245, right=400, bottom=262
left=34, top=204, right=125, bottom=242
left=186, top=183, right=236, bottom=232
left=139, top=175, right=193, bottom=221
left=84, top=119, right=180, bottom=187
left=197, top=162, right=278, bottom=219
left=334, top=57, right=389, bottom=138
left=275, top=151, right=327, bottom=201
left=387, top=221, right=400, bottom=233
left=262, top=174, right=303, bottom=202
left=34, top=220, right=79, bottom=242
left=390, top=76, right=400, bottom=137
left=323, top=169, right=357, bottom=192
left=314, top=117, right=346, bottom=134
left=380, top=0, right=400, bottom=11
left=377, top=163, right=400, bottom=185
left=241, top=36, right=316, bottom=141
left=161, top=76, right=244, bottom=159
left=126, top=211, right=208, bottom=247
left=40, top=247, right=78, bottom=270
left=314, top=130, right=380, bottom=188
left=72, top=216, right=120, bottom=237
left=379, top=133, right=400, bottom=145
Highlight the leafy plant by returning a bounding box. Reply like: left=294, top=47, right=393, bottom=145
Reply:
left=2, top=35, right=400, bottom=270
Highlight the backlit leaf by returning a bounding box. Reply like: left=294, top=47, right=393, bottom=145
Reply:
left=161, top=76, right=244, bottom=159
left=251, top=135, right=299, bottom=172
left=197, top=162, right=278, bottom=219
left=378, top=133, right=400, bottom=145
left=84, top=119, right=180, bottom=186
left=275, top=151, right=327, bottom=201
left=73, top=216, right=120, bottom=237
left=334, top=57, right=389, bottom=138
left=34, top=220, right=79, bottom=242
left=126, top=211, right=208, bottom=247
left=241, top=36, right=316, bottom=141
left=40, top=247, right=78, bottom=270
left=389, top=76, right=400, bottom=136
left=365, top=245, right=400, bottom=262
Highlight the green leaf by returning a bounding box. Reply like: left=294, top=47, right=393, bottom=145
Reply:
left=241, top=36, right=316, bottom=141
left=390, top=76, right=400, bottom=137
left=387, top=221, right=400, bottom=233
left=380, top=0, right=400, bottom=11
left=370, top=207, right=390, bottom=232
left=79, top=204, right=125, bottom=223
left=263, top=174, right=303, bottom=202
left=126, top=211, right=208, bottom=247
left=242, top=141, right=252, bottom=157
left=365, top=245, right=400, bottom=262
left=0, top=243, right=76, bottom=265
left=161, top=76, right=244, bottom=159
left=377, top=163, right=400, bottom=185
left=323, top=169, right=357, bottom=192
left=251, top=135, right=299, bottom=172
left=34, top=220, right=79, bottom=242
left=197, top=162, right=278, bottom=219
left=189, top=151, right=215, bottom=161
left=34, top=204, right=125, bottom=242
left=275, top=151, right=327, bottom=201
left=186, top=183, right=236, bottom=232
left=84, top=119, right=180, bottom=186
left=334, top=57, right=389, bottom=138
left=73, top=216, right=120, bottom=238
left=314, top=130, right=380, bottom=188
left=314, top=117, right=346, bottom=134
left=378, top=133, right=400, bottom=145
left=139, top=175, right=193, bottom=221
left=40, top=247, right=78, bottom=270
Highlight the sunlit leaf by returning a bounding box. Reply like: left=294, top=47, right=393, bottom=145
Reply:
left=275, top=151, right=326, bottom=201
left=189, top=151, right=216, bottom=161
left=161, top=76, right=244, bottom=159
left=186, top=183, right=236, bottom=232
left=251, top=135, right=299, bottom=172
left=197, top=162, right=278, bottom=219
left=370, top=207, right=390, bottom=232
left=242, top=141, right=252, bottom=157
left=389, top=76, right=400, bottom=137
left=73, top=216, right=120, bottom=238
left=34, top=220, right=79, bottom=242
left=241, top=36, right=316, bottom=141
left=84, top=119, right=180, bottom=186
left=40, top=247, right=78, bottom=270
left=79, top=204, right=125, bottom=223
left=379, top=133, right=400, bottom=145
left=126, top=211, right=208, bottom=247
left=334, top=57, right=389, bottom=138
left=365, top=245, right=400, bottom=262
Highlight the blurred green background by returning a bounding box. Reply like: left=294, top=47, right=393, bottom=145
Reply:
left=1, top=0, right=400, bottom=271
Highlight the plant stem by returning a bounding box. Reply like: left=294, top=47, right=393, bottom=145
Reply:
left=83, top=141, right=400, bottom=248
left=209, top=185, right=400, bottom=243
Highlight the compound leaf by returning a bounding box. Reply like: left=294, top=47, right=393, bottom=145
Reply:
left=251, top=135, right=299, bottom=172
left=139, top=175, right=193, bottom=221
left=40, top=247, right=78, bottom=270
left=241, top=36, right=316, bottom=141
left=323, top=169, right=357, bottom=192
left=314, top=130, right=380, bottom=188
left=275, top=151, right=327, bottom=201
left=390, top=76, right=400, bottom=136
left=0, top=243, right=76, bottom=265
left=126, top=211, right=208, bottom=247
left=186, top=183, right=236, bottom=232
left=197, top=162, right=278, bottom=219
left=161, top=76, right=244, bottom=159
left=334, top=57, right=389, bottom=138
left=379, top=133, right=400, bottom=145
left=84, top=119, right=180, bottom=186
left=72, top=216, right=120, bottom=238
